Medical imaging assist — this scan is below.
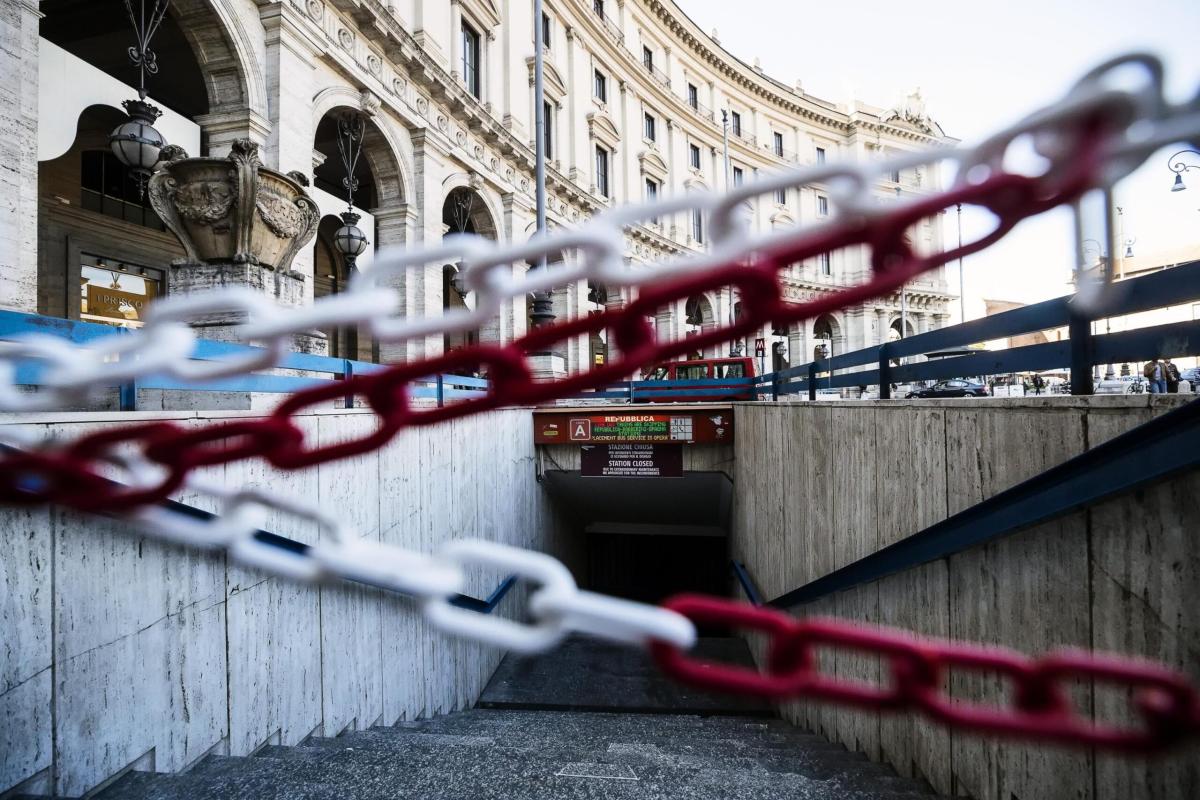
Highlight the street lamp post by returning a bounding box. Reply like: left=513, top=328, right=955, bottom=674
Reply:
left=331, top=112, right=369, bottom=273
left=721, top=110, right=738, bottom=356
left=109, top=0, right=172, bottom=195
left=1168, top=149, right=1200, bottom=192
left=530, top=0, right=555, bottom=330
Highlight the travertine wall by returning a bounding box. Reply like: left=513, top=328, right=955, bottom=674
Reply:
left=732, top=396, right=1200, bottom=800
left=0, top=0, right=39, bottom=313
left=0, top=406, right=569, bottom=797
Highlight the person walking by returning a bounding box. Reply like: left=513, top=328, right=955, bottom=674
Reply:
left=1143, top=359, right=1167, bottom=394
left=1032, top=374, right=1045, bottom=395
left=1164, top=358, right=1182, bottom=394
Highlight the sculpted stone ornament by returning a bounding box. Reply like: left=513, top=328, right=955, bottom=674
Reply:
left=148, top=139, right=320, bottom=271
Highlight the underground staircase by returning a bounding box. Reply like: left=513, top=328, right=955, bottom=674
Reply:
left=65, top=637, right=941, bottom=799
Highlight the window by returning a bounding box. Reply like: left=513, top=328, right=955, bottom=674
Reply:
left=645, top=178, right=658, bottom=202
left=773, top=132, right=784, bottom=157
left=541, top=12, right=552, bottom=49
left=687, top=83, right=699, bottom=109
left=80, top=150, right=164, bottom=231
left=461, top=22, right=481, bottom=98
left=732, top=166, right=744, bottom=187
left=594, top=69, right=607, bottom=102
left=774, top=187, right=787, bottom=205
left=817, top=195, right=829, bottom=216
left=692, top=208, right=704, bottom=242
left=716, top=362, right=746, bottom=379
left=815, top=146, right=826, bottom=164
left=593, top=0, right=604, bottom=15
left=689, top=143, right=701, bottom=170
left=595, top=146, right=610, bottom=198
left=642, top=46, right=654, bottom=70
left=543, top=100, right=554, bottom=160
left=80, top=256, right=163, bottom=329
left=819, top=251, right=832, bottom=275
left=890, top=168, right=901, bottom=183
left=678, top=364, right=709, bottom=380
left=643, top=112, right=656, bottom=142
left=730, top=111, right=742, bottom=136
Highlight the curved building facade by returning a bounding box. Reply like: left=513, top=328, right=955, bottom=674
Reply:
left=3, top=0, right=956, bottom=378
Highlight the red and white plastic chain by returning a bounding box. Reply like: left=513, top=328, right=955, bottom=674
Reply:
left=4, top=53, right=1195, bottom=513
left=651, top=595, right=1200, bottom=754
left=1, top=54, right=1199, bottom=753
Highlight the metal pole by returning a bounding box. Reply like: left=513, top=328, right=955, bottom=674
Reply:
left=722, top=110, right=736, bottom=356
left=533, top=0, right=547, bottom=256
left=528, top=0, right=557, bottom=337
left=956, top=202, right=965, bottom=324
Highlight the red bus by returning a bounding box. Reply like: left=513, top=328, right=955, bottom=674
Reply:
left=636, top=357, right=757, bottom=403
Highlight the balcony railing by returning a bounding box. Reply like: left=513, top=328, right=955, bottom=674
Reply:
left=731, top=129, right=757, bottom=148
left=593, top=7, right=624, bottom=44
left=767, top=145, right=798, bottom=163
left=687, top=99, right=715, bottom=123
left=643, top=61, right=670, bottom=89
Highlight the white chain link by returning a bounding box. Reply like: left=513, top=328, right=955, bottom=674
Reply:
left=0, top=433, right=696, bottom=656
left=1, top=53, right=1197, bottom=414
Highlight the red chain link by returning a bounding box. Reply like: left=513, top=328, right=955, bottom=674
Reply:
left=649, top=595, right=1200, bottom=753
left=0, top=120, right=1110, bottom=515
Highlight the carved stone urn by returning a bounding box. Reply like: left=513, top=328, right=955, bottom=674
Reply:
left=148, top=139, right=320, bottom=272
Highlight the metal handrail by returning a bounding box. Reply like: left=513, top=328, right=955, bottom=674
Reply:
left=0, top=309, right=489, bottom=410
left=594, top=8, right=624, bottom=44
left=687, top=99, right=715, bottom=123
left=731, top=129, right=757, bottom=148
left=644, top=61, right=670, bottom=89
left=753, top=258, right=1200, bottom=399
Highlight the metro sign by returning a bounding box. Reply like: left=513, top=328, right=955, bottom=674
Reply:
left=569, top=418, right=592, bottom=441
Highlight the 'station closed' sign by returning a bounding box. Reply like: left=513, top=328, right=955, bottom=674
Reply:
left=580, top=444, right=683, bottom=478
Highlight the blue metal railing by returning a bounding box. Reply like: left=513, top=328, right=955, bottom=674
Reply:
left=751, top=259, right=1200, bottom=401
left=0, top=309, right=488, bottom=411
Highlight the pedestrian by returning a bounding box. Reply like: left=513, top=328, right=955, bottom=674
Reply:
left=1164, top=358, right=1182, bottom=394
left=1032, top=374, right=1044, bottom=395
left=1143, top=359, right=1167, bottom=394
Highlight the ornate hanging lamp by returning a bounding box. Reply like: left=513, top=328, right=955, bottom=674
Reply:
left=109, top=0, right=171, bottom=195
left=331, top=112, right=370, bottom=272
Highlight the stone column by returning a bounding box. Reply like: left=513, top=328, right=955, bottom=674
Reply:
left=375, top=205, right=420, bottom=364
left=259, top=1, right=320, bottom=294
left=0, top=0, right=40, bottom=312
left=875, top=307, right=889, bottom=346
left=449, top=0, right=463, bottom=81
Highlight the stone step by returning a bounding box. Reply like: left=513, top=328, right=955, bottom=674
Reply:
left=242, top=735, right=929, bottom=797
left=89, top=766, right=346, bottom=800
left=394, top=708, right=816, bottom=741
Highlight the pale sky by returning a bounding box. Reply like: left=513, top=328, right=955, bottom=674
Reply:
left=677, top=0, right=1200, bottom=320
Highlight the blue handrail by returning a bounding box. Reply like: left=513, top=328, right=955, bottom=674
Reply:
left=0, top=309, right=488, bottom=410
left=752, top=258, right=1200, bottom=400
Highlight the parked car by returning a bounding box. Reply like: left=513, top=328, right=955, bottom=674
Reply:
left=905, top=379, right=989, bottom=398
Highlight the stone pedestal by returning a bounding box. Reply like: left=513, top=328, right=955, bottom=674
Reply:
left=168, top=260, right=326, bottom=354
left=528, top=353, right=567, bottom=381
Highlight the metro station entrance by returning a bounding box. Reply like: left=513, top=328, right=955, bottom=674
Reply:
left=534, top=406, right=736, bottom=605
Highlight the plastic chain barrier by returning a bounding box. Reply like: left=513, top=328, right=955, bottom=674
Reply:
left=1, top=433, right=1198, bottom=753
left=650, top=595, right=1200, bottom=754
left=3, top=54, right=1200, bottom=514
left=1, top=54, right=1199, bottom=753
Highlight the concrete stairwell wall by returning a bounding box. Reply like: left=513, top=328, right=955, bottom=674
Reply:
left=0, top=407, right=569, bottom=798
left=731, top=396, right=1200, bottom=800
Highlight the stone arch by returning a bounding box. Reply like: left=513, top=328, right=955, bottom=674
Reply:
left=812, top=312, right=843, bottom=360
left=441, top=175, right=505, bottom=242
left=311, top=88, right=414, bottom=208
left=172, top=0, right=267, bottom=120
